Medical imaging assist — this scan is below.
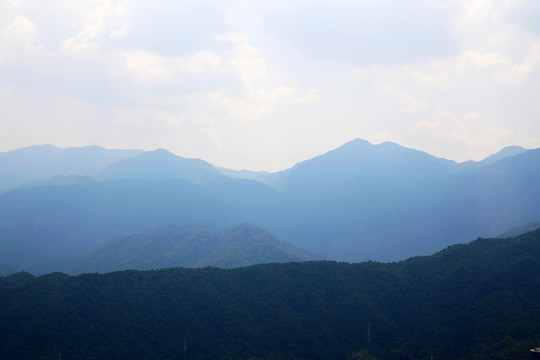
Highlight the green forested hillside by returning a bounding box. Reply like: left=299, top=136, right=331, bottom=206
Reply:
left=76, top=223, right=318, bottom=273
left=1, top=229, right=540, bottom=360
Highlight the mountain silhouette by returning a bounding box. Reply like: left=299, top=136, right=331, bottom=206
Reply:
left=96, top=148, right=228, bottom=184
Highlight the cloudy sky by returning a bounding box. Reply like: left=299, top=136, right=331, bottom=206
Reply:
left=1, top=0, right=540, bottom=171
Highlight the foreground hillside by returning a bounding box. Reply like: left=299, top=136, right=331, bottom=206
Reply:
left=1, top=229, right=540, bottom=360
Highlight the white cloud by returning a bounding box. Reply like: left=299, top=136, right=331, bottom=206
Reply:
left=396, top=92, right=427, bottom=114
left=2, top=15, right=40, bottom=53
left=460, top=51, right=509, bottom=70
left=0, top=86, right=104, bottom=149
left=0, top=0, right=539, bottom=170
left=462, top=111, right=482, bottom=121
left=200, top=31, right=318, bottom=123
left=494, top=42, right=540, bottom=83
left=122, top=50, right=171, bottom=80
left=59, top=0, right=129, bottom=52
left=265, top=0, right=457, bottom=66
left=413, top=109, right=516, bottom=161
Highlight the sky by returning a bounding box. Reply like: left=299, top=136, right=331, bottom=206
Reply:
left=1, top=0, right=540, bottom=171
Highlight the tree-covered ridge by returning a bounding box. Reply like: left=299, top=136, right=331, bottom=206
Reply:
left=76, top=223, right=319, bottom=273
left=2, top=229, right=540, bottom=360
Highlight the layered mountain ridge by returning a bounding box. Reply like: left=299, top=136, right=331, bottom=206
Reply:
left=0, top=139, right=538, bottom=274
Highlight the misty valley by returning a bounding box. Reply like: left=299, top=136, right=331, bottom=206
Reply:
left=1, top=139, right=540, bottom=359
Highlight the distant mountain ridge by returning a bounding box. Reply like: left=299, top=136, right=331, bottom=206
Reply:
left=0, top=145, right=143, bottom=192
left=77, top=223, right=319, bottom=273
left=96, top=149, right=227, bottom=184
left=263, top=139, right=459, bottom=189
left=479, top=145, right=528, bottom=165
left=0, top=139, right=538, bottom=273
left=249, top=140, right=539, bottom=261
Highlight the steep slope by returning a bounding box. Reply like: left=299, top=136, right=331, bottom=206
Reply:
left=0, top=179, right=239, bottom=275
left=77, top=223, right=319, bottom=273
left=0, top=145, right=142, bottom=192
left=96, top=148, right=228, bottom=184
left=1, top=229, right=539, bottom=360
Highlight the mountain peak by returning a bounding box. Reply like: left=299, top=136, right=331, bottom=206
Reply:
left=276, top=138, right=457, bottom=185
left=96, top=150, right=227, bottom=183
left=334, top=138, right=373, bottom=151
left=150, top=148, right=175, bottom=156
left=481, top=146, right=528, bottom=165
left=346, top=138, right=372, bottom=145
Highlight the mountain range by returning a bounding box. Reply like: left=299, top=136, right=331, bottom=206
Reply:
left=0, top=139, right=538, bottom=274
left=0, top=144, right=142, bottom=192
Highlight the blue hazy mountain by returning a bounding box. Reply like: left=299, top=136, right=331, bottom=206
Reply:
left=256, top=140, right=540, bottom=262
left=257, top=139, right=459, bottom=260
left=96, top=149, right=281, bottom=226
left=214, top=166, right=272, bottom=182
left=0, top=178, right=239, bottom=275
left=202, top=178, right=282, bottom=226
left=458, top=145, right=529, bottom=171
left=0, top=139, right=539, bottom=272
left=0, top=145, right=143, bottom=192
left=96, top=148, right=228, bottom=184
left=448, top=148, right=540, bottom=236
left=479, top=145, right=528, bottom=165
left=263, top=139, right=459, bottom=190
left=77, top=223, right=319, bottom=273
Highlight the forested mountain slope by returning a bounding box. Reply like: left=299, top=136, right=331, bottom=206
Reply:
left=2, top=229, right=540, bottom=360
left=77, top=223, right=319, bottom=273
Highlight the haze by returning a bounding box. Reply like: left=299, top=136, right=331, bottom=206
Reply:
left=1, top=0, right=540, bottom=171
